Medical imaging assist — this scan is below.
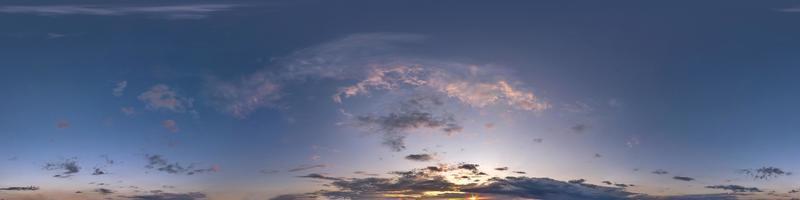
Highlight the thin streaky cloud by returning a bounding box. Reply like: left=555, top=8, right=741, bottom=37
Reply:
left=0, top=4, right=240, bottom=19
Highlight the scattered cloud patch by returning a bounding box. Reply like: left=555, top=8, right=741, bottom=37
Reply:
left=739, top=167, right=792, bottom=180
left=43, top=158, right=80, bottom=178
left=144, top=154, right=216, bottom=175
left=162, top=120, right=179, bottom=133
left=297, top=173, right=342, bottom=181
left=138, top=84, right=194, bottom=113
left=673, top=176, right=694, bottom=181
left=95, top=188, right=114, bottom=195
left=56, top=120, right=70, bottom=129
left=112, top=80, right=127, bottom=97
left=126, top=192, right=207, bottom=200
left=206, top=73, right=281, bottom=119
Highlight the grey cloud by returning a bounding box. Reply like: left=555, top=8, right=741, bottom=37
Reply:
left=705, top=185, right=762, bottom=193
left=463, top=176, right=636, bottom=200
left=495, top=167, right=509, bottom=171
left=572, top=124, right=587, bottom=133
left=739, top=166, right=792, bottom=180
left=652, top=169, right=669, bottom=175
left=95, top=188, right=114, bottom=195
left=43, top=158, right=80, bottom=178
left=297, top=173, right=342, bottom=181
left=405, top=154, right=433, bottom=162
left=0, top=4, right=239, bottom=19
left=673, top=176, right=694, bottom=181
left=355, top=109, right=461, bottom=152
left=0, top=186, right=39, bottom=191
left=144, top=154, right=216, bottom=175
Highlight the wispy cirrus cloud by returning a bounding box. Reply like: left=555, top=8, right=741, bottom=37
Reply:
left=0, top=4, right=240, bottom=19
left=288, top=164, right=327, bottom=172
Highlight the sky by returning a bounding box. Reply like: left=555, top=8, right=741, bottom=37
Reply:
left=3, top=0, right=800, bottom=199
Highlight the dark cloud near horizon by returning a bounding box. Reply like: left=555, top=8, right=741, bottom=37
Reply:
left=706, top=185, right=762, bottom=193
left=405, top=154, right=433, bottom=162
left=0, top=3, right=242, bottom=20
left=673, top=176, right=694, bottom=181
left=0, top=186, right=39, bottom=191
left=297, top=173, right=342, bottom=181
left=495, top=167, right=508, bottom=171
left=463, top=176, right=636, bottom=200
left=95, top=188, right=114, bottom=195
left=125, top=192, right=207, bottom=200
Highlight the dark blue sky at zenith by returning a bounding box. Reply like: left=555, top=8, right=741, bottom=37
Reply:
left=3, top=0, right=800, bottom=199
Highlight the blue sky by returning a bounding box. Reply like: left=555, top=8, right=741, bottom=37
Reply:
left=3, top=1, right=800, bottom=199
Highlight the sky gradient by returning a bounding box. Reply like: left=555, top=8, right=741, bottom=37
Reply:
left=3, top=1, right=800, bottom=200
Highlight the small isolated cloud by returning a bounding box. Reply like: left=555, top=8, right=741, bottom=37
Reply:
left=532, top=138, right=544, bottom=143
left=206, top=72, right=281, bottom=119
left=594, top=153, right=602, bottom=158
left=138, top=84, right=194, bottom=113
left=260, top=169, right=280, bottom=174
left=92, top=168, right=107, bottom=175
left=739, top=167, right=792, bottom=180
left=706, top=185, right=762, bottom=193
left=125, top=192, right=207, bottom=200
left=288, top=164, right=327, bottom=172
left=43, top=158, right=80, bottom=178
left=495, top=167, right=509, bottom=171
left=95, top=188, right=114, bottom=195
left=626, top=136, right=640, bottom=148
left=112, top=80, right=127, bottom=97
left=144, top=154, right=216, bottom=175
left=652, top=169, right=669, bottom=175
left=405, top=154, right=433, bottom=162
left=162, top=119, right=179, bottom=133
left=571, top=124, right=587, bottom=133
left=56, top=120, right=70, bottom=129
left=121, top=107, right=136, bottom=116
left=0, top=4, right=240, bottom=19
left=0, top=186, right=39, bottom=191
left=297, top=173, right=342, bottom=181
left=673, top=176, right=694, bottom=181
left=563, top=101, right=593, bottom=113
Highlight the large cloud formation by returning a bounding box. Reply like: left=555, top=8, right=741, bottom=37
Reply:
left=207, top=33, right=550, bottom=151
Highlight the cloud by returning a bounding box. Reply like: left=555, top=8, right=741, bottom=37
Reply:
left=355, top=110, right=461, bottom=151
left=125, top=192, right=207, bottom=200
left=405, top=154, right=433, bottom=162
left=652, top=169, right=669, bottom=175
left=138, top=84, right=194, bottom=113
left=297, top=173, right=342, bottom=181
left=0, top=186, right=39, bottom=191
left=113, top=80, right=127, bottom=97
left=56, top=120, right=70, bottom=129
left=673, top=176, right=694, bottom=181
left=463, top=176, right=636, bottom=199
left=162, top=119, right=179, bottom=133
left=43, top=158, right=80, bottom=178
left=0, top=4, right=240, bottom=19
left=705, top=185, right=762, bottom=193
left=495, top=167, right=509, bottom=171
left=92, top=168, right=107, bottom=175
left=533, top=138, right=544, bottom=143
left=144, top=154, right=216, bottom=175
left=288, top=164, right=327, bottom=172
left=121, top=107, right=136, bottom=116
left=95, top=188, right=114, bottom=195
left=739, top=167, right=792, bottom=180
left=206, top=72, right=281, bottom=119
left=260, top=169, right=280, bottom=174
left=571, top=124, right=587, bottom=133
